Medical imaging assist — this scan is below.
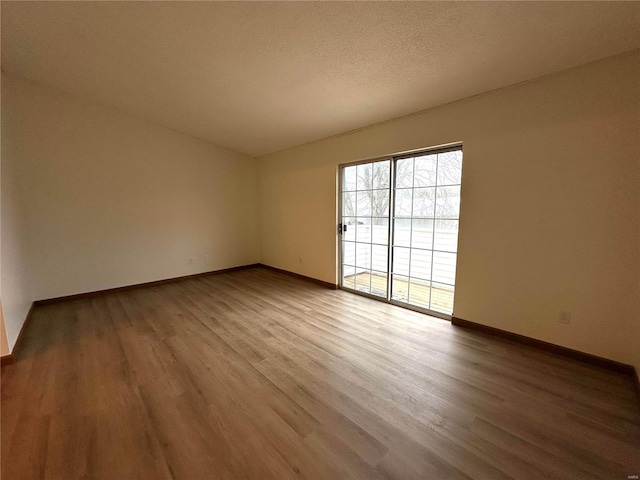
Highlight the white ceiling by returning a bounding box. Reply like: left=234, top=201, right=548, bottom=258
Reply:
left=2, top=2, right=639, bottom=157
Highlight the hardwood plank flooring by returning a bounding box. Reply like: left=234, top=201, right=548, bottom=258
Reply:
left=2, top=267, right=639, bottom=479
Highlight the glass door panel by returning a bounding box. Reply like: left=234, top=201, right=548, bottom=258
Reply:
left=340, top=160, right=390, bottom=298
left=390, top=149, right=462, bottom=315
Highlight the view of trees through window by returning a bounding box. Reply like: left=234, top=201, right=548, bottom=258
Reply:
left=340, top=148, right=463, bottom=315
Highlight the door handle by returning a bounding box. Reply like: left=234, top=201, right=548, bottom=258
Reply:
left=338, top=223, right=348, bottom=234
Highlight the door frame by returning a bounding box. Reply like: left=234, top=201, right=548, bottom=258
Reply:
left=337, top=143, right=463, bottom=321
left=338, top=155, right=393, bottom=301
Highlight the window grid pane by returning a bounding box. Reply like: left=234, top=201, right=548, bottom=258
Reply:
left=341, top=159, right=391, bottom=295
left=341, top=149, right=461, bottom=318
left=370, top=270, right=388, bottom=298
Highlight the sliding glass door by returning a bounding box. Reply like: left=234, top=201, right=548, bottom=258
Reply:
left=339, top=146, right=463, bottom=318
left=340, top=160, right=391, bottom=297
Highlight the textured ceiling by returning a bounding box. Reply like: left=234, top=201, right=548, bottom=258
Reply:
left=2, top=1, right=639, bottom=157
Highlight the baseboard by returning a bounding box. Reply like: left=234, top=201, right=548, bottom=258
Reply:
left=634, top=368, right=640, bottom=399
left=1, top=354, right=15, bottom=366
left=34, top=264, right=261, bottom=306
left=1, top=302, right=36, bottom=366
left=257, top=264, right=338, bottom=290
left=452, top=316, right=636, bottom=376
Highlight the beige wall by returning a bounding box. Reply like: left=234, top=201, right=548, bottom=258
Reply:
left=1, top=71, right=34, bottom=352
left=1, top=73, right=259, bottom=351
left=0, top=71, right=8, bottom=357
left=0, top=69, right=7, bottom=357
left=258, top=52, right=640, bottom=370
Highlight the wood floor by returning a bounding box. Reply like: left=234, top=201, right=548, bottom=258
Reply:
left=2, top=267, right=639, bottom=480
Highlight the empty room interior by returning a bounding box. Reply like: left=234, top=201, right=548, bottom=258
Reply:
left=1, top=1, right=640, bottom=479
